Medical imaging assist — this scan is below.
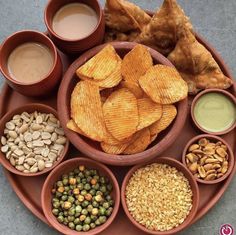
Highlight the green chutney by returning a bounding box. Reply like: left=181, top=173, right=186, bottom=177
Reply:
left=194, top=92, right=236, bottom=133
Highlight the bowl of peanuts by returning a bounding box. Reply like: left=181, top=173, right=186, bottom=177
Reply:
left=182, top=134, right=234, bottom=184
left=0, top=103, right=69, bottom=176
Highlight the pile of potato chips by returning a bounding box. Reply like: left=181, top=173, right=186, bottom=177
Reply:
left=67, top=44, right=188, bottom=155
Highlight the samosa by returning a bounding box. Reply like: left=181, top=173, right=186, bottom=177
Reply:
left=105, top=0, right=151, bottom=33
left=168, top=28, right=233, bottom=94
left=136, top=0, right=193, bottom=55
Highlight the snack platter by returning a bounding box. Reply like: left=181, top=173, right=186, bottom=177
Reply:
left=0, top=0, right=236, bottom=234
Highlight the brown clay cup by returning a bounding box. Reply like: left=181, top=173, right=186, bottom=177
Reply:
left=44, top=0, right=105, bottom=55
left=0, top=30, right=62, bottom=97
left=121, top=157, right=199, bottom=235
left=41, top=157, right=120, bottom=235
left=0, top=103, right=69, bottom=176
left=191, top=89, right=236, bottom=135
left=57, top=41, right=188, bottom=166
left=182, top=134, right=234, bottom=184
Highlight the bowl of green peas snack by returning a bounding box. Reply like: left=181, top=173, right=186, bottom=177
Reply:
left=41, top=157, right=120, bottom=235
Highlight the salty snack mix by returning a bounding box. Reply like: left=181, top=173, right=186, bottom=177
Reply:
left=68, top=44, right=186, bottom=155
left=51, top=165, right=114, bottom=232
left=104, top=0, right=233, bottom=94
left=125, top=163, right=193, bottom=232
left=185, top=138, right=229, bottom=181
left=1, top=112, right=67, bottom=173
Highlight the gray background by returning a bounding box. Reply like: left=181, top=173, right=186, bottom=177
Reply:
left=0, top=0, right=236, bottom=234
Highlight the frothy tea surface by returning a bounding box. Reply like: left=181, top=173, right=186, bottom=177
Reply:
left=52, top=3, right=98, bottom=40
left=8, top=42, right=54, bottom=84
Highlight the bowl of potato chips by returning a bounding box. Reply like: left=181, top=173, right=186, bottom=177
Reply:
left=57, top=42, right=188, bottom=166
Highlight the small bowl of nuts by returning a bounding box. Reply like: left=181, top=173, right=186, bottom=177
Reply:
left=121, top=157, right=199, bottom=235
left=182, top=134, right=234, bottom=184
left=41, top=157, right=120, bottom=235
left=0, top=103, right=69, bottom=176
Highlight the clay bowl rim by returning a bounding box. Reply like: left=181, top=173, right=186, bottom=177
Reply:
left=182, top=134, right=234, bottom=184
left=121, top=157, right=200, bottom=235
left=0, top=103, right=69, bottom=177
left=41, top=157, right=120, bottom=235
left=0, top=30, right=59, bottom=86
left=57, top=41, right=188, bottom=166
left=44, top=0, right=104, bottom=43
left=191, top=88, right=236, bottom=135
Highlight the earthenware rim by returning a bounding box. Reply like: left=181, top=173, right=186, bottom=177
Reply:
left=0, top=30, right=59, bottom=86
left=191, top=89, right=236, bottom=135
left=57, top=41, right=188, bottom=166
left=44, top=0, right=104, bottom=42
left=0, top=103, right=69, bottom=176
left=121, top=157, right=200, bottom=235
left=182, top=134, right=234, bottom=184
left=41, top=157, right=120, bottom=235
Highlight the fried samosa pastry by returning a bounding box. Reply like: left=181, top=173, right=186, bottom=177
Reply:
left=168, top=28, right=233, bottom=94
left=136, top=0, right=193, bottom=55
left=105, top=0, right=151, bottom=33
left=104, top=29, right=139, bottom=42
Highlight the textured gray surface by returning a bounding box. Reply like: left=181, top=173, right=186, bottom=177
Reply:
left=0, top=0, right=236, bottom=235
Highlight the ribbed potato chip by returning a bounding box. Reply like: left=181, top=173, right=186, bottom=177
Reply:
left=67, top=119, right=86, bottom=136
left=139, top=65, right=188, bottom=104
left=103, top=88, right=139, bottom=141
left=80, top=58, right=122, bottom=89
left=76, top=44, right=118, bottom=80
left=137, top=98, right=162, bottom=130
left=150, top=133, right=158, bottom=143
left=122, top=44, right=153, bottom=83
left=100, top=141, right=129, bottom=154
left=119, top=80, right=144, bottom=98
left=123, top=128, right=151, bottom=154
left=149, top=104, right=177, bottom=136
left=71, top=81, right=107, bottom=142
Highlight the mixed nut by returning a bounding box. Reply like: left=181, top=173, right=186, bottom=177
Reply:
left=51, top=165, right=114, bottom=232
left=1, top=111, right=67, bottom=173
left=185, top=138, right=229, bottom=181
left=125, top=163, right=193, bottom=232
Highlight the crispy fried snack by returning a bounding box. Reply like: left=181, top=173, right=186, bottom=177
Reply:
left=149, top=104, right=177, bottom=136
left=123, top=128, right=151, bottom=154
left=122, top=44, right=153, bottom=84
left=105, top=29, right=139, bottom=42
left=71, top=81, right=107, bottom=142
left=78, top=45, right=123, bottom=89
left=101, top=141, right=129, bottom=154
left=136, top=0, right=193, bottom=55
left=168, top=28, right=233, bottom=94
left=119, top=80, right=144, bottom=99
left=103, top=88, right=139, bottom=141
left=105, top=0, right=151, bottom=32
left=139, top=65, right=188, bottom=104
left=137, top=98, right=162, bottom=130
left=76, top=44, right=119, bottom=81
left=67, top=119, right=87, bottom=136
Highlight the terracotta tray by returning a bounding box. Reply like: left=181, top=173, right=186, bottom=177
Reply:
left=0, top=33, right=235, bottom=235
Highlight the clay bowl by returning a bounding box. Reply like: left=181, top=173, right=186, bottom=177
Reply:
left=44, top=0, right=105, bottom=55
left=182, top=134, right=234, bottom=184
left=0, top=30, right=62, bottom=97
left=121, top=157, right=199, bottom=235
left=41, top=157, right=120, bottom=235
left=0, top=103, right=69, bottom=176
left=57, top=41, right=188, bottom=166
left=191, top=89, right=236, bottom=135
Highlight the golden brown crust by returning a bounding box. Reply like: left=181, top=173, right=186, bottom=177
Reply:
left=168, top=28, right=233, bottom=93
left=136, top=0, right=193, bottom=55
